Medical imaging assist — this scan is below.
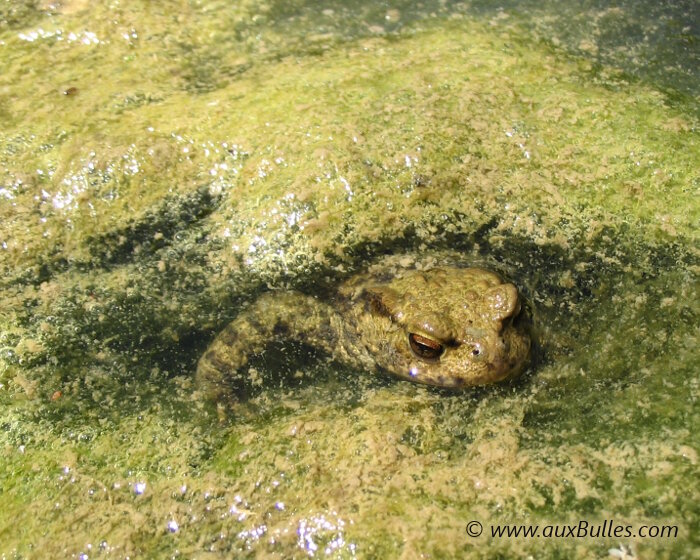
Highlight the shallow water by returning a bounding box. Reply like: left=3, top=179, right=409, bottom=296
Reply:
left=0, top=1, right=698, bottom=558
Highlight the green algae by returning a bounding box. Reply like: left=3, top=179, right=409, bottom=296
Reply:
left=0, top=1, right=698, bottom=558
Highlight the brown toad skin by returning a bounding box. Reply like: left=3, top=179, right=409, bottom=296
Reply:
left=196, top=266, right=531, bottom=400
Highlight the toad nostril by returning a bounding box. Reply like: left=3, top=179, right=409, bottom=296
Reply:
left=470, top=342, right=485, bottom=359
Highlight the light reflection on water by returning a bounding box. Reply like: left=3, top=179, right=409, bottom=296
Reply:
left=18, top=28, right=101, bottom=45
left=297, top=512, right=355, bottom=557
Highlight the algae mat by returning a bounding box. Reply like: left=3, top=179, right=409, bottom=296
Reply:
left=0, top=1, right=698, bottom=558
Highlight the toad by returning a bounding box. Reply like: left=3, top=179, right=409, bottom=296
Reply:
left=197, top=265, right=531, bottom=400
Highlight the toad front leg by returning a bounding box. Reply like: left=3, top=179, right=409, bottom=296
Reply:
left=196, top=292, right=344, bottom=401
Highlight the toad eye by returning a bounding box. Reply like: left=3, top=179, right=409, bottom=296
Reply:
left=408, top=333, right=444, bottom=361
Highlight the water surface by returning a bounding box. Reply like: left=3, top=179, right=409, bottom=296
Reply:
left=0, top=1, right=697, bottom=558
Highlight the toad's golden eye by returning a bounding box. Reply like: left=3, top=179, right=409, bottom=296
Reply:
left=408, top=333, right=444, bottom=361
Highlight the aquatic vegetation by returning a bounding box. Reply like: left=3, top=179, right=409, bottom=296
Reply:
left=0, top=1, right=696, bottom=558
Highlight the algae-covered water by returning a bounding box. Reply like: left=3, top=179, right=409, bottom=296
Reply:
left=0, top=1, right=698, bottom=558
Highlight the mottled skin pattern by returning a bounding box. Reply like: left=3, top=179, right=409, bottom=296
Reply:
left=196, top=267, right=531, bottom=401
